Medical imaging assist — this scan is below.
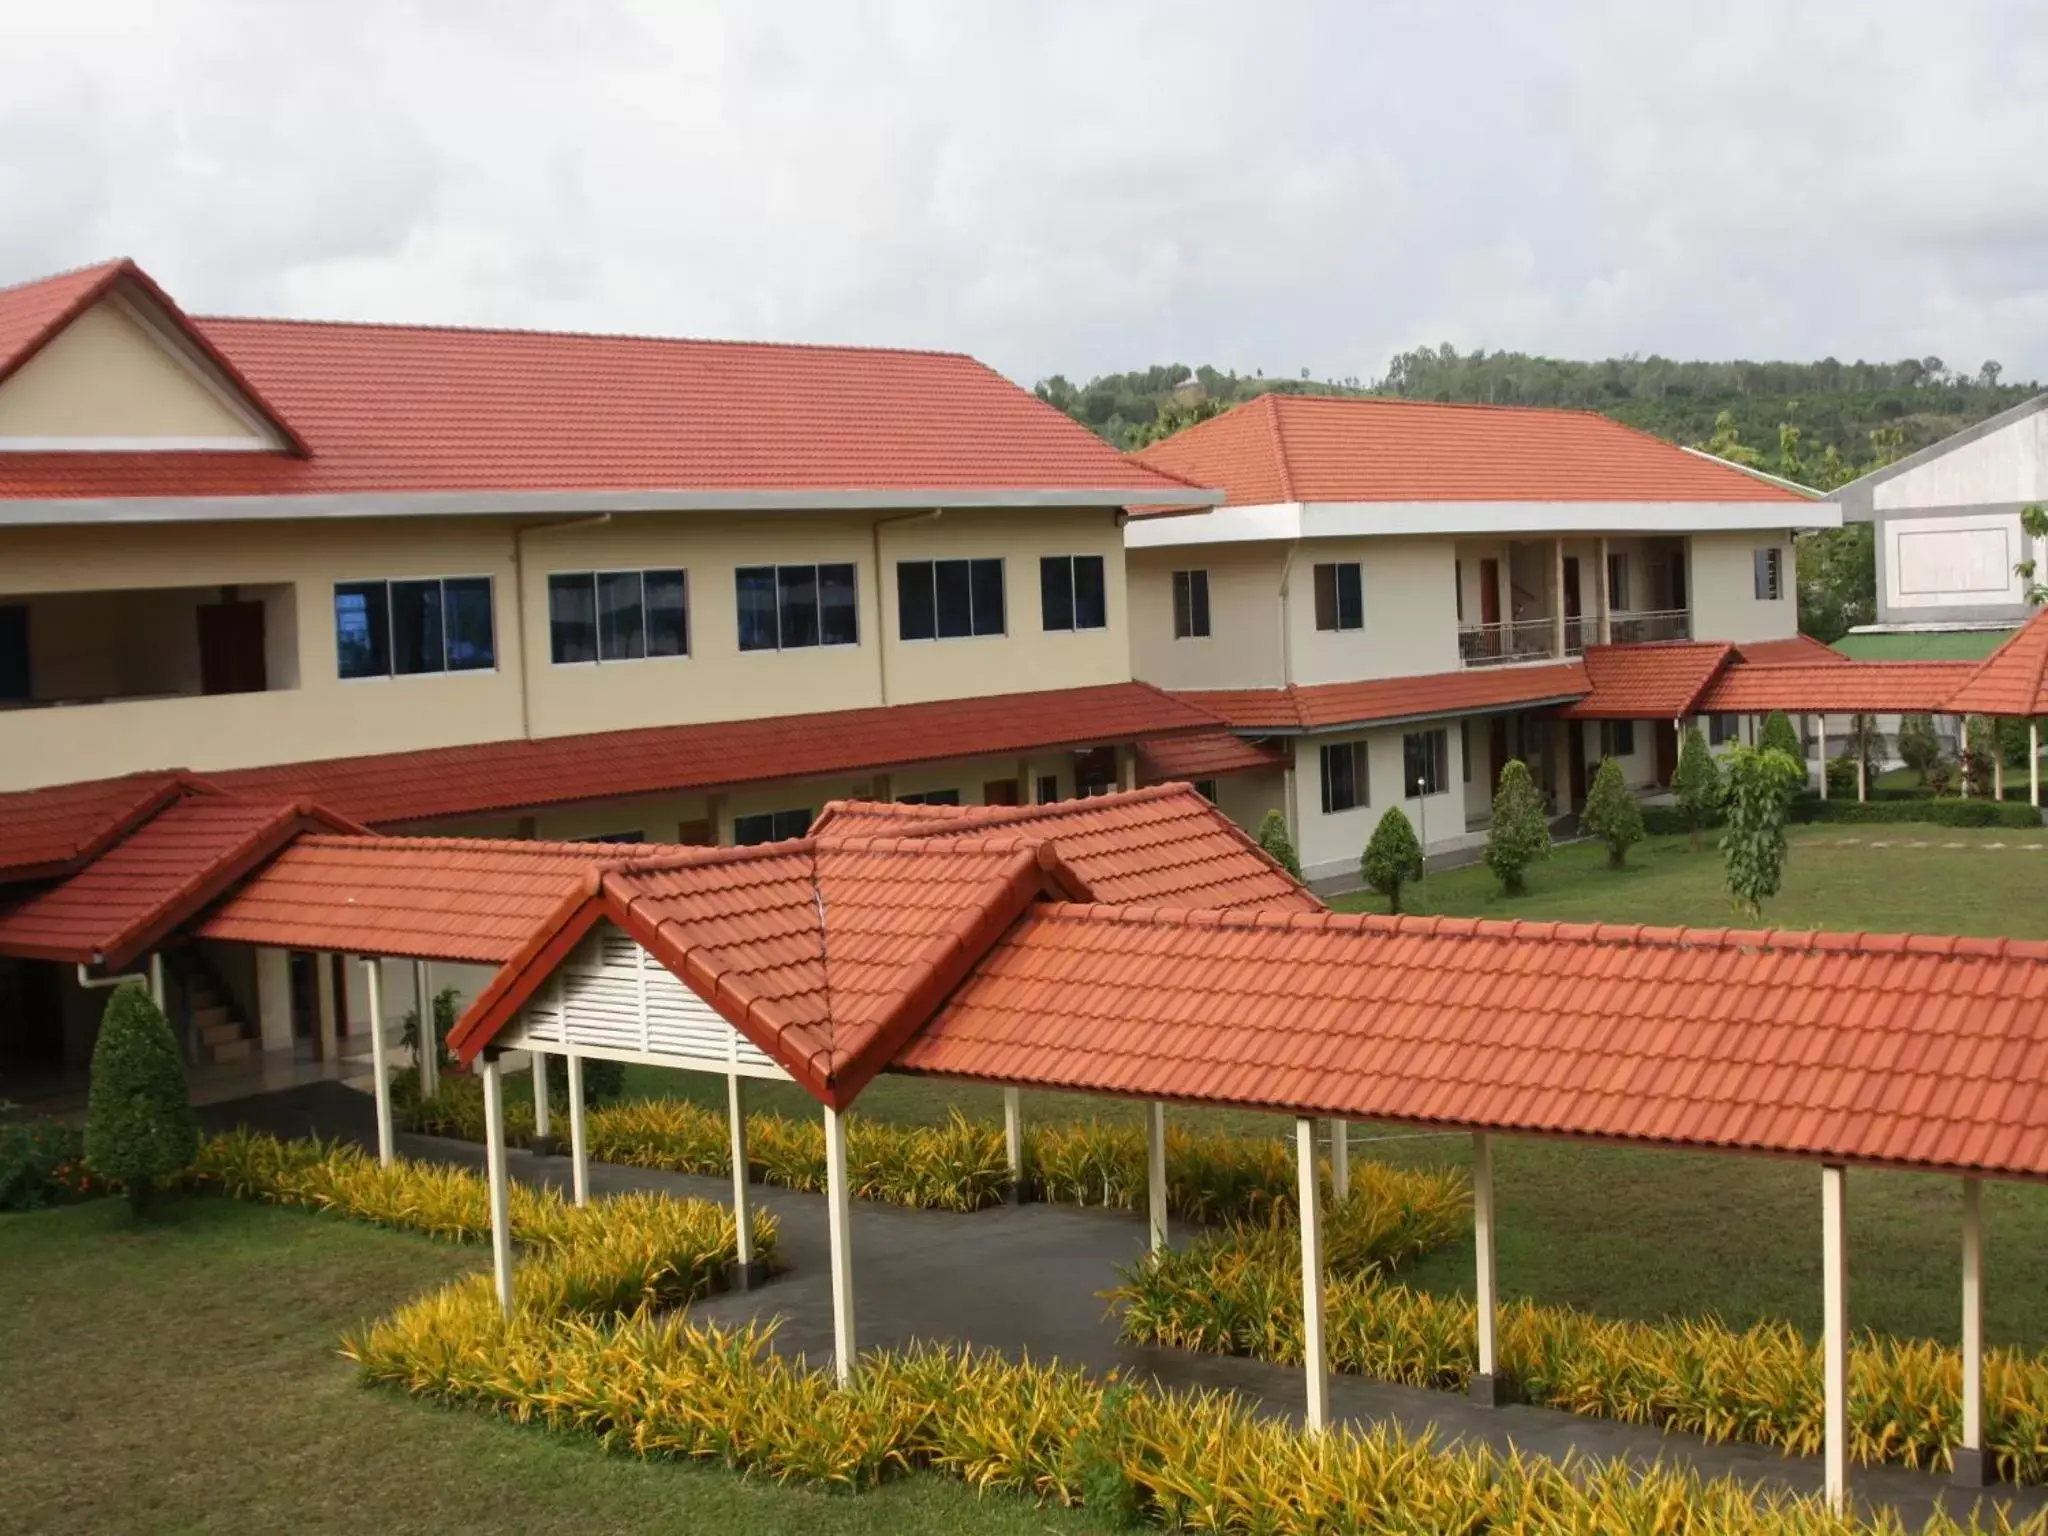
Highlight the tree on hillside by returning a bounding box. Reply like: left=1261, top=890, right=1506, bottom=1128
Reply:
left=1721, top=746, right=1807, bottom=919
left=1579, top=757, right=1645, bottom=868
left=84, top=982, right=197, bottom=1216
left=1673, top=726, right=1724, bottom=848
left=1361, top=807, right=1425, bottom=913
left=1484, top=760, right=1551, bottom=895
left=1255, top=809, right=1303, bottom=880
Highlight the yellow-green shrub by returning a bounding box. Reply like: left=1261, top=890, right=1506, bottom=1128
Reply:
left=1112, top=1228, right=2048, bottom=1485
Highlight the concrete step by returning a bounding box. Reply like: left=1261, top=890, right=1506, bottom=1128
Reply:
left=192, top=1003, right=234, bottom=1031
left=207, top=1038, right=254, bottom=1064
left=200, top=1021, right=245, bottom=1047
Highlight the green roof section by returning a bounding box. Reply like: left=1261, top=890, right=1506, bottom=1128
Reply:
left=1831, top=629, right=2014, bottom=661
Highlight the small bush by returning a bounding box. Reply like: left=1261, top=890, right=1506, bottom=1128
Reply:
left=1578, top=757, right=1644, bottom=867
left=1360, top=806, right=1424, bottom=912
left=1825, top=754, right=1860, bottom=799
left=1672, top=725, right=1723, bottom=847
left=0, top=1115, right=97, bottom=1210
left=1721, top=746, right=1806, bottom=919
left=1790, top=797, right=2040, bottom=829
left=1759, top=709, right=1803, bottom=760
left=1898, top=714, right=1942, bottom=783
left=1483, top=759, right=1550, bottom=894
left=1255, top=809, right=1303, bottom=880
left=84, top=982, right=197, bottom=1215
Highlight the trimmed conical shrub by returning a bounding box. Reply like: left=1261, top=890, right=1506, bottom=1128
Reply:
left=1361, top=807, right=1424, bottom=913
left=1255, top=809, right=1303, bottom=879
left=1484, top=759, right=1551, bottom=895
left=1580, top=756, right=1645, bottom=867
left=84, top=980, right=197, bottom=1216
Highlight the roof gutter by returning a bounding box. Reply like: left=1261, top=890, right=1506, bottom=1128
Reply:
left=512, top=512, right=612, bottom=740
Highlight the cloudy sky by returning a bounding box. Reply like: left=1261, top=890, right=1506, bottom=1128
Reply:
left=4, top=0, right=2046, bottom=388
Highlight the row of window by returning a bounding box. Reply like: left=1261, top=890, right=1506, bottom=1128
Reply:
left=1170, top=560, right=1366, bottom=642
left=1318, top=728, right=1451, bottom=814
left=334, top=556, right=1113, bottom=678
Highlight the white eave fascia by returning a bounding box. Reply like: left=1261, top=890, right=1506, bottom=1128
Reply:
left=1126, top=497, right=1838, bottom=548
left=0, top=482, right=1222, bottom=527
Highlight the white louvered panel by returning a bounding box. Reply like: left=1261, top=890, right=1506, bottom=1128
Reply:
left=514, top=998, right=565, bottom=1045
left=600, top=925, right=642, bottom=969
left=643, top=970, right=737, bottom=1066
left=558, top=966, right=644, bottom=1053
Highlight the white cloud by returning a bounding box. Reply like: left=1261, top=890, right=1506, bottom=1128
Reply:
left=3, top=0, right=2045, bottom=386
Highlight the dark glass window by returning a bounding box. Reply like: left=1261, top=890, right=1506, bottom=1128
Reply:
left=1312, top=563, right=1363, bottom=631
left=1754, top=547, right=1783, bottom=601
left=1193, top=778, right=1219, bottom=803
left=1041, top=554, right=1107, bottom=632
left=390, top=580, right=444, bottom=675
left=739, top=563, right=858, bottom=650
left=1404, top=728, right=1449, bottom=797
left=736, top=566, right=779, bottom=652
left=898, top=558, right=1004, bottom=641
left=1035, top=774, right=1060, bottom=805
left=442, top=578, right=496, bottom=671
left=819, top=563, right=858, bottom=646
left=334, top=582, right=390, bottom=680
left=897, top=561, right=938, bottom=641
left=548, top=575, right=597, bottom=664
left=1612, top=719, right=1637, bottom=756
left=597, top=571, right=644, bottom=661
left=897, top=788, right=961, bottom=806
left=550, top=570, right=685, bottom=664
left=645, top=570, right=689, bottom=657
left=777, top=565, right=820, bottom=648
left=1172, top=569, right=1210, bottom=639
left=733, top=808, right=814, bottom=845
left=1320, top=741, right=1364, bottom=814
left=337, top=577, right=493, bottom=678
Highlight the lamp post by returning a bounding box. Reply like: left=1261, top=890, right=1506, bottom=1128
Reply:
left=1415, top=774, right=1429, bottom=906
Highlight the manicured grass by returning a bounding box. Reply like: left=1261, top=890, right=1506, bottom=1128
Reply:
left=0, top=1195, right=1114, bottom=1536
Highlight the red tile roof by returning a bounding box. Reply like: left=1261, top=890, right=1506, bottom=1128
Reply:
left=809, top=783, right=1319, bottom=914
left=452, top=837, right=1076, bottom=1107
left=1129, top=394, right=1811, bottom=508
left=1557, top=643, right=1734, bottom=720
left=192, top=681, right=1221, bottom=827
left=1736, top=634, right=1847, bottom=666
left=0, top=794, right=362, bottom=966
left=1945, top=609, right=2048, bottom=717
left=0, top=260, right=1195, bottom=505
left=191, top=834, right=696, bottom=964
left=0, top=770, right=213, bottom=883
left=1697, top=661, right=1978, bottom=715
left=1135, top=731, right=1290, bottom=782
left=894, top=907, right=2048, bottom=1180
left=1183, top=663, right=1589, bottom=734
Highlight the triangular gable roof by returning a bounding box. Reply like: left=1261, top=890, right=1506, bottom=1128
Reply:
left=0, top=258, right=306, bottom=452
left=0, top=769, right=218, bottom=883
left=1944, top=606, right=2048, bottom=717
left=1557, top=642, right=1735, bottom=720
left=0, top=792, right=366, bottom=968
left=448, top=836, right=1087, bottom=1108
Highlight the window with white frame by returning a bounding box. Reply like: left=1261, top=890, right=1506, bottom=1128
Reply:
left=733, top=807, right=813, bottom=845
left=1040, top=554, right=1108, bottom=632
left=334, top=577, right=495, bottom=679
left=897, top=558, right=1004, bottom=641
left=1172, top=569, right=1211, bottom=639
left=1404, top=728, right=1449, bottom=797
left=1319, top=740, right=1367, bottom=813
left=736, top=563, right=858, bottom=652
left=1312, top=562, right=1363, bottom=631
left=548, top=569, right=688, bottom=664
left=1753, top=546, right=1784, bottom=601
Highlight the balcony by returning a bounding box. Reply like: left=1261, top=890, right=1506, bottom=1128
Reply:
left=1458, top=618, right=1564, bottom=667
left=1608, top=608, right=1692, bottom=645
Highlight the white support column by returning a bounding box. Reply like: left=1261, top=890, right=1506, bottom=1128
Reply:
left=565, top=1052, right=589, bottom=1207
left=481, top=1056, right=515, bottom=1319
left=1329, top=1119, right=1350, bottom=1202
left=1294, top=1115, right=1329, bottom=1432
left=1822, top=1164, right=1850, bottom=1513
left=147, top=952, right=165, bottom=1011
left=2030, top=722, right=2040, bottom=808
left=1816, top=715, right=1829, bottom=799
left=1596, top=537, right=1612, bottom=644
left=728, top=1073, right=756, bottom=1279
left=1958, top=1176, right=1987, bottom=1487
left=360, top=958, right=394, bottom=1166
left=530, top=1049, right=553, bottom=1153
left=1552, top=538, right=1567, bottom=658
left=1857, top=753, right=1868, bottom=803
left=1996, top=747, right=2006, bottom=802
left=1118, top=744, right=1138, bottom=792
left=1002, top=1087, right=1024, bottom=1198
left=824, top=1103, right=856, bottom=1383
left=1959, top=717, right=1972, bottom=798
left=1145, top=1101, right=1169, bottom=1254
left=413, top=958, right=439, bottom=1098
left=1472, top=1130, right=1506, bottom=1404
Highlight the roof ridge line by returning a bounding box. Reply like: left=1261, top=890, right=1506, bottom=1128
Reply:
left=1260, top=392, right=1298, bottom=503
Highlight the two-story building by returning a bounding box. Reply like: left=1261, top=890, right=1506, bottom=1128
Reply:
left=1123, top=394, right=1838, bottom=879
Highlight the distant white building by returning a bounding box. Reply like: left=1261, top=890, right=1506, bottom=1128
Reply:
left=1832, top=395, right=2048, bottom=634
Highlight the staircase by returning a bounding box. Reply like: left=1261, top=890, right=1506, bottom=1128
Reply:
left=164, top=949, right=254, bottom=1066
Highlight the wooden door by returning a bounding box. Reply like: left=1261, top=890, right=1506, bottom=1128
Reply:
left=197, top=599, right=267, bottom=695
left=1654, top=720, right=1680, bottom=785
left=982, top=779, right=1021, bottom=807
left=675, top=819, right=715, bottom=846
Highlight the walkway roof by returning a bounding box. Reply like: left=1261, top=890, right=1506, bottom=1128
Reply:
left=1182, top=662, right=1588, bottom=735
left=1698, top=661, right=1978, bottom=715
left=1945, top=608, right=2048, bottom=718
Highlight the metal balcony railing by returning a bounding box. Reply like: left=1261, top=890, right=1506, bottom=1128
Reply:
left=1608, top=608, right=1692, bottom=645
left=1458, top=618, right=1562, bottom=667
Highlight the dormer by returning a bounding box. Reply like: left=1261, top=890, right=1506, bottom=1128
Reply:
left=0, top=259, right=302, bottom=454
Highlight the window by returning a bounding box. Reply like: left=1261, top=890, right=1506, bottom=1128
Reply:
left=1193, top=778, right=1219, bottom=803
left=897, top=789, right=961, bottom=806
left=583, top=831, right=646, bottom=844
left=335, top=577, right=494, bottom=679
left=1035, top=774, right=1061, bottom=805
left=548, top=570, right=688, bottom=664
left=736, top=563, right=858, bottom=651
left=733, top=808, right=813, bottom=845
left=1171, top=569, right=1211, bottom=639
left=1312, top=562, right=1363, bottom=631
left=1754, top=546, right=1784, bottom=601
left=1040, top=554, right=1107, bottom=632
left=897, top=558, right=1004, bottom=641
left=1709, top=712, right=1739, bottom=746
left=1606, top=719, right=1637, bottom=756
left=1404, top=729, right=1449, bottom=797
left=1319, top=741, right=1367, bottom=814
left=1606, top=553, right=1631, bottom=611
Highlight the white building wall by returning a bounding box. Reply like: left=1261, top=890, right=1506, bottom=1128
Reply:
left=1688, top=530, right=1797, bottom=645
left=1126, top=544, right=1288, bottom=690
left=1872, top=410, right=2048, bottom=512
left=1287, top=537, right=1459, bottom=686
left=1291, top=724, right=1465, bottom=880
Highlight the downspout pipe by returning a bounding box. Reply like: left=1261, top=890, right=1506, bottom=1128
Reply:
left=871, top=508, right=944, bottom=707
left=512, top=512, right=614, bottom=740
left=78, top=954, right=163, bottom=1008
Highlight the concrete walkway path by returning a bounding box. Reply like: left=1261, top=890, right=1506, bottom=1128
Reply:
left=203, top=1084, right=2047, bottom=1531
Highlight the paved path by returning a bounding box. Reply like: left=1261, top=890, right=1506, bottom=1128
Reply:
left=203, top=1084, right=2046, bottom=1530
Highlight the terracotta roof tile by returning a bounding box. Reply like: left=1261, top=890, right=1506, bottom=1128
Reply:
left=0, top=770, right=214, bottom=882
left=1130, top=394, right=1810, bottom=508
left=1944, top=608, right=2048, bottom=717
left=896, top=906, right=2048, bottom=1178
left=1736, top=634, right=1847, bottom=666
left=1558, top=643, right=1734, bottom=719
left=0, top=259, right=128, bottom=383
left=1697, top=660, right=1978, bottom=715
left=1136, top=731, right=1290, bottom=782
left=0, top=794, right=360, bottom=966
left=1186, top=662, right=1590, bottom=733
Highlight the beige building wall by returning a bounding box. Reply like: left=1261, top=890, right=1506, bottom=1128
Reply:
left=1286, top=537, right=1460, bottom=686
left=1688, top=529, right=1797, bottom=645
left=0, top=297, right=268, bottom=443
left=1289, top=721, right=1465, bottom=879
left=1126, top=544, right=1288, bottom=691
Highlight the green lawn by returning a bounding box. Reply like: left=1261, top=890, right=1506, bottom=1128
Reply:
left=0, top=1195, right=1114, bottom=1536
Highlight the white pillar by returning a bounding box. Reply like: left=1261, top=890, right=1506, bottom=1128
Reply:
left=361, top=958, right=394, bottom=1166
left=1146, top=1101, right=1169, bottom=1255
left=2030, top=722, right=2040, bottom=808
left=1295, top=1115, right=1329, bottom=1432
left=1996, top=747, right=2006, bottom=802
left=728, top=1073, right=755, bottom=1274
left=1596, top=537, right=1612, bottom=644
left=1552, top=538, right=1567, bottom=658
left=565, top=1052, right=589, bottom=1207
left=1002, top=1087, right=1024, bottom=1195
left=824, top=1103, right=856, bottom=1384
left=1960, top=717, right=1972, bottom=797
left=1329, top=1119, right=1350, bottom=1202
left=147, top=952, right=165, bottom=1011
left=1960, top=1176, right=1985, bottom=1481
left=1857, top=753, right=1867, bottom=803
left=481, top=1056, right=515, bottom=1319
left=530, top=1050, right=552, bottom=1149
left=1474, top=1132, right=1500, bottom=1387
left=413, top=959, right=439, bottom=1097
left=1822, top=1164, right=1849, bottom=1513
left=1817, top=715, right=1829, bottom=799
